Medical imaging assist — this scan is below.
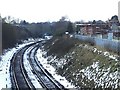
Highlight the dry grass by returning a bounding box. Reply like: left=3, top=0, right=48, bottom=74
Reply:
left=43, top=36, right=120, bottom=89
left=44, top=36, right=80, bottom=58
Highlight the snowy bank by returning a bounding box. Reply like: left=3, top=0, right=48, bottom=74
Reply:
left=0, top=39, right=37, bottom=89
left=36, top=49, right=76, bottom=89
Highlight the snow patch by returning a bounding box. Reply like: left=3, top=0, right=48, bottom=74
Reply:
left=36, top=49, right=76, bottom=88
left=23, top=47, right=42, bottom=88
left=0, top=39, right=39, bottom=89
left=80, top=62, right=120, bottom=88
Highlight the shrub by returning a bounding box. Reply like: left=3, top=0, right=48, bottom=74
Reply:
left=44, top=36, right=79, bottom=58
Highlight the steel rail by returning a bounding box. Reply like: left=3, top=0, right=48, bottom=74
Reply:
left=10, top=42, right=39, bottom=89
left=28, top=43, right=67, bottom=90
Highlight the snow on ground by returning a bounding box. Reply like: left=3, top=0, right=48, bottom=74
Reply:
left=80, top=44, right=119, bottom=61
left=71, top=44, right=120, bottom=88
left=80, top=62, right=120, bottom=88
left=44, top=36, right=53, bottom=40
left=1, top=38, right=119, bottom=89
left=0, top=39, right=38, bottom=89
left=36, top=49, right=76, bottom=88
left=23, top=46, right=42, bottom=88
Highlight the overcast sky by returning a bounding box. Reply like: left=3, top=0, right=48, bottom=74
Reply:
left=0, top=0, right=119, bottom=22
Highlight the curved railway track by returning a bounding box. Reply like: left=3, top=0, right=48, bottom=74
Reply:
left=28, top=44, right=66, bottom=90
left=10, top=41, right=67, bottom=90
left=10, top=43, right=36, bottom=89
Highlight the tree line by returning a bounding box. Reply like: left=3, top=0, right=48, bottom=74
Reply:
left=2, top=19, right=30, bottom=49
left=2, top=16, right=75, bottom=50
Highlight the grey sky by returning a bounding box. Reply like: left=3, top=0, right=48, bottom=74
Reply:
left=0, top=0, right=119, bottom=22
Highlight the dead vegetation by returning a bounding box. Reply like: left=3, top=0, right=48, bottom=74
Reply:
left=43, top=36, right=120, bottom=89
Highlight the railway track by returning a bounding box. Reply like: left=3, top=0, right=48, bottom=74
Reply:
left=10, top=43, right=36, bottom=89
left=10, top=41, right=67, bottom=90
left=27, top=43, right=67, bottom=90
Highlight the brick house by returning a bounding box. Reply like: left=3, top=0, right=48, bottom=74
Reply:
left=76, top=23, right=109, bottom=36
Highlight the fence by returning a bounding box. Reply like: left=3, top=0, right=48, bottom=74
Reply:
left=75, top=34, right=120, bottom=53
left=0, top=16, right=2, bottom=54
